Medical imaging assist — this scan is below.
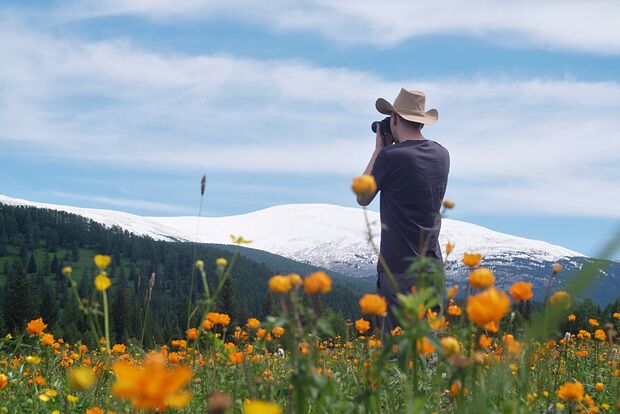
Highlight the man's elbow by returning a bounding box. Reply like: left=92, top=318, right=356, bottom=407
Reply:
left=356, top=194, right=373, bottom=207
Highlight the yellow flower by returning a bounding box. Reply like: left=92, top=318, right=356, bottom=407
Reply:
left=351, top=175, right=377, bottom=197
left=26, top=355, right=42, bottom=365
left=62, top=266, right=73, bottom=276
left=466, top=287, right=510, bottom=327
left=445, top=241, right=455, bottom=255
left=557, top=381, right=584, bottom=402
left=68, top=366, right=96, bottom=391
left=594, top=382, right=604, bottom=392
left=268, top=275, right=292, bottom=294
left=215, top=258, right=228, bottom=267
left=303, top=271, right=332, bottom=295
left=195, top=260, right=204, bottom=270
left=440, top=336, right=460, bottom=356
left=112, top=352, right=192, bottom=411
left=442, top=199, right=455, bottom=209
left=246, top=318, right=261, bottom=329
left=67, top=395, right=79, bottom=403
left=509, top=281, right=533, bottom=302
left=359, top=294, right=387, bottom=317
left=462, top=253, right=482, bottom=268
left=552, top=263, right=563, bottom=273
left=287, top=273, right=303, bottom=287
left=244, top=400, right=282, bottom=414
left=468, top=268, right=495, bottom=289
left=27, top=317, right=47, bottom=335
left=549, top=291, right=571, bottom=309
left=94, top=254, right=111, bottom=270
left=94, top=274, right=111, bottom=291
left=568, top=314, right=576, bottom=321
left=354, top=318, right=370, bottom=334
left=230, top=234, right=252, bottom=245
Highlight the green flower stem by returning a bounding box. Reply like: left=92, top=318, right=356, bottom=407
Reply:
left=102, top=290, right=110, bottom=352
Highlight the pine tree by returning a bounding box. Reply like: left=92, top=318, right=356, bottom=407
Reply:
left=3, top=264, right=36, bottom=332
left=39, top=286, right=59, bottom=328
left=27, top=253, right=37, bottom=274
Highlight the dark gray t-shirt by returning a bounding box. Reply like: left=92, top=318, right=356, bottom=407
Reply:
left=371, top=139, right=450, bottom=273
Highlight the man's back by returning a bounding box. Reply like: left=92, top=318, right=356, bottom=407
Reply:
left=371, top=139, right=450, bottom=273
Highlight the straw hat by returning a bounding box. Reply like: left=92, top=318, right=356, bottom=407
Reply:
left=375, top=88, right=438, bottom=125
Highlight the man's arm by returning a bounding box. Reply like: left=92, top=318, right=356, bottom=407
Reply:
left=357, top=125, right=389, bottom=207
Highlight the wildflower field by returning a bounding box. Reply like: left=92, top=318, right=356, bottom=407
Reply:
left=0, top=179, right=619, bottom=413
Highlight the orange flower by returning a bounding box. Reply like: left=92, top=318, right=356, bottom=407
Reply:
left=446, top=285, right=459, bottom=299
left=568, top=314, right=576, bottom=321
left=354, top=318, right=370, bottom=334
left=40, top=333, right=55, bottom=346
left=613, top=312, right=620, bottom=319
left=416, top=337, right=436, bottom=356
left=479, top=334, right=493, bottom=349
left=27, top=318, right=47, bottom=335
left=111, top=352, right=191, bottom=411
left=287, top=273, right=303, bottom=287
left=271, top=327, right=285, bottom=338
left=447, top=304, right=462, bottom=316
left=445, top=241, right=455, bottom=255
left=256, top=329, right=267, bottom=339
left=594, top=329, right=606, bottom=341
left=557, top=381, right=584, bottom=402
left=351, top=175, right=377, bottom=197
left=502, top=334, right=522, bottom=355
left=268, top=275, right=292, bottom=294
left=462, top=253, right=482, bottom=268
left=549, top=291, right=571, bottom=309
left=588, top=318, right=599, bottom=327
left=466, top=287, right=510, bottom=327
left=246, top=318, right=261, bottom=329
left=186, top=328, right=198, bottom=341
left=552, top=263, right=563, bottom=274
left=229, top=352, right=244, bottom=365
left=359, top=294, right=387, bottom=317
left=442, top=199, right=455, bottom=209
left=468, top=268, right=495, bottom=289
left=0, top=373, right=8, bottom=389
left=594, top=383, right=604, bottom=392
left=509, top=281, right=533, bottom=302
left=303, top=271, right=332, bottom=295
left=112, top=344, right=126, bottom=354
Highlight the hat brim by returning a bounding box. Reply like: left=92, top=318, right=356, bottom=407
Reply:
left=375, top=97, right=438, bottom=125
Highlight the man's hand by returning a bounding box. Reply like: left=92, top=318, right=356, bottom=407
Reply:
left=375, top=123, right=394, bottom=150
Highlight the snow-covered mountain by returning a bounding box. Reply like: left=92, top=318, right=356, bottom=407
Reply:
left=1, top=194, right=617, bottom=304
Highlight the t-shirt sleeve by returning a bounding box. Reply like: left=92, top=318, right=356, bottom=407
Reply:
left=371, top=149, right=391, bottom=191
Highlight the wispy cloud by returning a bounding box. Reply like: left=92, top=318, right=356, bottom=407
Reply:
left=63, top=0, right=620, bottom=54
left=48, top=191, right=194, bottom=213
left=1, top=21, right=619, bottom=217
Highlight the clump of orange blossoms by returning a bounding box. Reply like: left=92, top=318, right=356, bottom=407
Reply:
left=27, top=318, right=47, bottom=335
left=112, top=351, right=191, bottom=411
left=509, top=281, right=533, bottom=302
left=359, top=294, right=387, bottom=317
left=351, top=175, right=377, bottom=197
left=246, top=318, right=261, bottom=329
left=468, top=268, right=495, bottom=289
left=549, top=291, right=571, bottom=309
left=303, top=271, right=332, bottom=295
left=557, top=381, right=584, bottom=402
left=466, top=287, right=510, bottom=327
left=463, top=253, right=482, bottom=268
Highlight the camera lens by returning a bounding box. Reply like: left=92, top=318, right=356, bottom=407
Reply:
left=371, top=121, right=380, bottom=133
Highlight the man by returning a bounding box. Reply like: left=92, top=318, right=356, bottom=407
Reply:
left=357, top=88, right=450, bottom=330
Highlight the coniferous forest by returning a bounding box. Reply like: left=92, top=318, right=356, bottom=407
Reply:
left=0, top=204, right=362, bottom=346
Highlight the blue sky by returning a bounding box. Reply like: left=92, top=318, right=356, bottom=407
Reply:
left=1, top=1, right=619, bottom=259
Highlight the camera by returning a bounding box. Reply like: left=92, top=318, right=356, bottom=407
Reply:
left=371, top=117, right=392, bottom=137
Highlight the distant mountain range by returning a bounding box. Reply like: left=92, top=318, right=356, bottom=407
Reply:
left=1, top=195, right=618, bottom=305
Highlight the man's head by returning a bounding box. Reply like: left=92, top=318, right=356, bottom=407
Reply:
left=375, top=88, right=438, bottom=133
left=389, top=113, right=423, bottom=142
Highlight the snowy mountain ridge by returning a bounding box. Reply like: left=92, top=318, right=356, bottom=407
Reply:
left=0, top=194, right=583, bottom=279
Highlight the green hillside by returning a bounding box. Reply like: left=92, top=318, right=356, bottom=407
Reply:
left=0, top=204, right=367, bottom=346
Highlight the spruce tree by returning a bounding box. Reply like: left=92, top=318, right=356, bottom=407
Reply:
left=27, top=253, right=37, bottom=274
left=39, top=286, right=59, bottom=328
left=3, top=265, right=36, bottom=332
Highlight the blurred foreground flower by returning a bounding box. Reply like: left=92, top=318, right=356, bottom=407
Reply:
left=466, top=287, right=510, bottom=327
left=468, top=268, right=495, bottom=289
left=462, top=253, right=482, bottom=268
left=556, top=381, right=584, bottom=402
left=359, top=294, right=387, bottom=317
left=112, top=351, right=191, bottom=411
left=509, top=281, right=533, bottom=302
left=268, top=275, right=292, bottom=294
left=351, top=175, right=377, bottom=197
left=304, top=271, right=332, bottom=295
left=94, top=274, right=111, bottom=291
left=68, top=367, right=96, bottom=391
left=94, top=254, right=111, bottom=270
left=549, top=291, right=571, bottom=309
left=244, top=400, right=282, bottom=414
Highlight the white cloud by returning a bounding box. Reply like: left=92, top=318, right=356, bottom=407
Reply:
left=63, top=0, right=620, bottom=54
left=47, top=191, right=194, bottom=213
left=0, top=23, right=619, bottom=217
